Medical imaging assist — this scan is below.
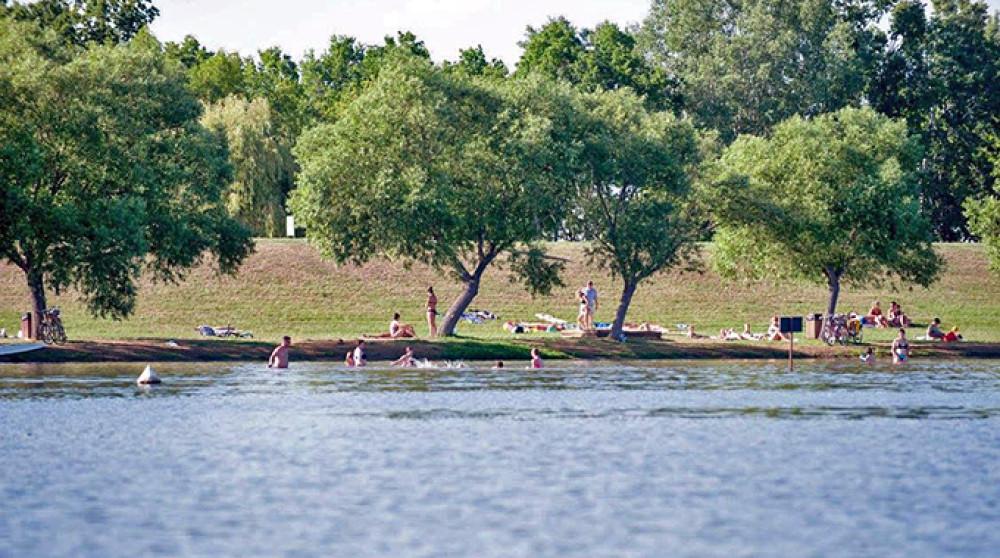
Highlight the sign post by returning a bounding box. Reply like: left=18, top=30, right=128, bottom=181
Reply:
left=780, top=316, right=803, bottom=372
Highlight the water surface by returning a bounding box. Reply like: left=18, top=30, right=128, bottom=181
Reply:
left=2, top=359, right=999, bottom=557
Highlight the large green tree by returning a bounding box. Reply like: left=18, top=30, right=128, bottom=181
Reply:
left=707, top=107, right=942, bottom=321
left=965, top=141, right=1000, bottom=274
left=290, top=60, right=575, bottom=336
left=201, top=96, right=294, bottom=237
left=0, top=0, right=159, bottom=45
left=868, top=0, right=1000, bottom=239
left=0, top=21, right=253, bottom=338
left=517, top=18, right=679, bottom=111
left=568, top=89, right=704, bottom=340
left=638, top=0, right=884, bottom=141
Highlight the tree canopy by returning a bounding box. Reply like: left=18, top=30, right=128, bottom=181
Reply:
left=0, top=0, right=159, bottom=45
left=517, top=17, right=680, bottom=111
left=638, top=0, right=883, bottom=141
left=568, top=89, right=704, bottom=340
left=869, top=0, right=1000, bottom=239
left=707, top=107, right=942, bottom=318
left=0, top=19, right=253, bottom=336
left=200, top=96, right=294, bottom=237
left=290, top=60, right=576, bottom=336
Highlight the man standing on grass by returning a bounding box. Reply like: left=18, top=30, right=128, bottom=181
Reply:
left=268, top=336, right=291, bottom=369
left=584, top=280, right=598, bottom=330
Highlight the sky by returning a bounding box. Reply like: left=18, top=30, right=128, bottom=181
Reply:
left=149, top=0, right=1000, bottom=67
left=149, top=0, right=651, bottom=66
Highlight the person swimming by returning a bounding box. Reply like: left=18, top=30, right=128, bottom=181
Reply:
left=392, top=346, right=415, bottom=366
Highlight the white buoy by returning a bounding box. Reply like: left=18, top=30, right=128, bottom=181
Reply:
left=137, top=365, right=162, bottom=385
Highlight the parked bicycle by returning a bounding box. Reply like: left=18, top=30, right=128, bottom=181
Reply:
left=820, top=314, right=864, bottom=346
left=39, top=307, right=67, bottom=344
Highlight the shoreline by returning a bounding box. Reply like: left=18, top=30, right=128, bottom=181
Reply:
left=2, top=337, right=998, bottom=364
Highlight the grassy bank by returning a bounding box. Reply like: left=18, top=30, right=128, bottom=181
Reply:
left=1, top=240, right=998, bottom=347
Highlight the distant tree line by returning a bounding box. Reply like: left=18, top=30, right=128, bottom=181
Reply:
left=2, top=0, right=999, bottom=338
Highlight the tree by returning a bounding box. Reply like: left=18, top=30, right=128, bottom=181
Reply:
left=164, top=34, right=211, bottom=68
left=568, top=89, right=703, bottom=340
left=187, top=50, right=248, bottom=103
left=300, top=35, right=366, bottom=122
left=516, top=18, right=679, bottom=111
left=868, top=0, right=1000, bottom=239
left=965, top=196, right=1000, bottom=274
left=201, top=96, right=293, bottom=237
left=0, top=21, right=253, bottom=338
left=0, top=0, right=159, bottom=45
left=516, top=17, right=584, bottom=81
left=290, top=60, right=575, bottom=336
left=965, top=141, right=1000, bottom=274
left=707, top=107, right=942, bottom=322
left=245, top=46, right=307, bottom=141
left=638, top=0, right=883, bottom=141
left=443, top=45, right=508, bottom=79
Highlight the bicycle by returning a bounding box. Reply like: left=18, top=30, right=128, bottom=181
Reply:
left=820, top=314, right=849, bottom=346
left=39, top=307, right=67, bottom=344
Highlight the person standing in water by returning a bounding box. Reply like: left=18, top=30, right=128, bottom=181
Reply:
left=426, top=286, right=438, bottom=338
left=268, top=336, right=291, bottom=368
left=352, top=340, right=367, bottom=367
left=529, top=348, right=543, bottom=369
left=891, top=329, right=910, bottom=365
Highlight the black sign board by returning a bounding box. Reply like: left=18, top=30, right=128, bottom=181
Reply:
left=780, top=316, right=803, bottom=334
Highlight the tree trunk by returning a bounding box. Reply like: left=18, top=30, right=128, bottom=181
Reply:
left=824, top=270, right=841, bottom=331
left=26, top=268, right=46, bottom=341
left=439, top=274, right=483, bottom=337
left=609, top=279, right=638, bottom=342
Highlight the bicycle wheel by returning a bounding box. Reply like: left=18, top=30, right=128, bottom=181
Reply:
left=39, top=323, right=53, bottom=344
left=53, top=322, right=67, bottom=344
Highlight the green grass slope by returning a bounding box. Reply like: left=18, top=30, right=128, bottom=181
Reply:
left=1, top=240, right=998, bottom=344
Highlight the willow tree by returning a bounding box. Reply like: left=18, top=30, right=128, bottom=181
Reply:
left=0, top=22, right=253, bottom=338
left=201, top=96, right=293, bottom=237
left=569, top=89, right=703, bottom=341
left=290, top=59, right=574, bottom=336
left=708, top=107, right=942, bottom=321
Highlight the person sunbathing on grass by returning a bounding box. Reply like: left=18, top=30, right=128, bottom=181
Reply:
left=740, top=323, right=764, bottom=341
left=888, top=301, right=911, bottom=328
left=767, top=315, right=786, bottom=341
left=867, top=300, right=888, bottom=328
left=390, top=313, right=416, bottom=338
left=927, top=318, right=945, bottom=340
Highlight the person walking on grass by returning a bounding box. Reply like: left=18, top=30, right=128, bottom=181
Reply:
left=268, top=336, right=291, bottom=369
left=583, top=280, right=598, bottom=330
left=426, top=286, right=438, bottom=338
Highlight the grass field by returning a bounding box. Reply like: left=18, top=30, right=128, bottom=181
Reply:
left=1, top=240, right=998, bottom=346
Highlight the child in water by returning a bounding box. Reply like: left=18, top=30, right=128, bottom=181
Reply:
left=860, top=347, right=874, bottom=364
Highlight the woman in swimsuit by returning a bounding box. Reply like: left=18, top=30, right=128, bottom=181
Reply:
left=891, top=328, right=909, bottom=365
left=529, top=348, right=543, bottom=369
left=426, top=287, right=438, bottom=338
left=576, top=289, right=588, bottom=330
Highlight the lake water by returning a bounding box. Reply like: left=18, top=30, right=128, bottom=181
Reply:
left=2, top=359, right=999, bottom=557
